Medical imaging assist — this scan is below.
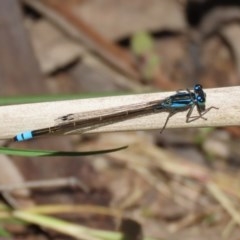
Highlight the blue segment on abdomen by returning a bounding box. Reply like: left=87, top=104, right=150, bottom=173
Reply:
left=161, top=101, right=192, bottom=108
left=171, top=102, right=190, bottom=108
left=15, top=131, right=33, bottom=141
left=171, top=99, right=193, bottom=108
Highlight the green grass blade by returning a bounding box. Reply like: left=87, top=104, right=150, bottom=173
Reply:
left=0, top=146, right=127, bottom=157
left=14, top=211, right=159, bottom=240
left=0, top=92, right=129, bottom=105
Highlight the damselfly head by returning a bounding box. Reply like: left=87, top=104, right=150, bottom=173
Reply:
left=194, top=84, right=206, bottom=111
left=194, top=84, right=206, bottom=100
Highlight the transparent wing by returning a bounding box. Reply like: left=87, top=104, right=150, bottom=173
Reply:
left=54, top=99, right=164, bottom=135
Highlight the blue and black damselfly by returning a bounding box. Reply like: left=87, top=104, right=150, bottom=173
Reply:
left=14, top=84, right=218, bottom=142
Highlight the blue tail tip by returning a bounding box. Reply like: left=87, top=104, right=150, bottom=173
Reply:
left=14, top=131, right=33, bottom=142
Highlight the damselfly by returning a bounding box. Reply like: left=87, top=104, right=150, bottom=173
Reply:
left=14, top=84, right=218, bottom=142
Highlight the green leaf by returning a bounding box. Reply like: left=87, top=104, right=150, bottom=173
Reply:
left=0, top=146, right=128, bottom=157
left=131, top=32, right=154, bottom=55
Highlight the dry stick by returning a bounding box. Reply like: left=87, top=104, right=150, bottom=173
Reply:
left=0, top=86, right=239, bottom=140
left=0, top=177, right=89, bottom=193
left=23, top=0, right=139, bottom=80
left=206, top=181, right=240, bottom=227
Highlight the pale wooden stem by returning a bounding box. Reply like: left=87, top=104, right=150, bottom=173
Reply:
left=0, top=86, right=239, bottom=140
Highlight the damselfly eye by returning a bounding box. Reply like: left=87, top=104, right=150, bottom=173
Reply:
left=194, top=84, right=202, bottom=91
left=197, top=96, right=203, bottom=102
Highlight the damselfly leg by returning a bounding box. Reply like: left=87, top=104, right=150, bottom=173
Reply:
left=159, top=111, right=177, bottom=133
left=186, top=106, right=219, bottom=123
